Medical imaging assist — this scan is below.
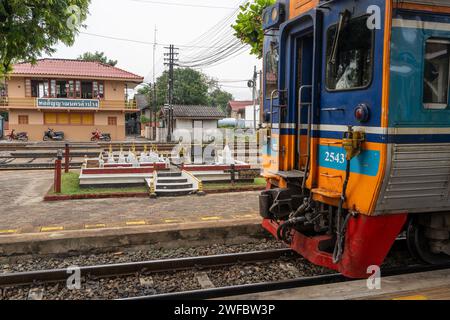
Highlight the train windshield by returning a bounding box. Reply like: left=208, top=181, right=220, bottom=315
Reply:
left=265, top=40, right=279, bottom=98
left=326, top=16, right=374, bottom=91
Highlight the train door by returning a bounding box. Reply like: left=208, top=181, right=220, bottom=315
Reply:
left=294, top=35, right=313, bottom=171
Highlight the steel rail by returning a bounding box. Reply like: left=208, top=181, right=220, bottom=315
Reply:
left=0, top=249, right=294, bottom=287
left=121, top=263, right=450, bottom=300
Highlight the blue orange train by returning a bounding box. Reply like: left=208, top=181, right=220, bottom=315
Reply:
left=259, top=0, right=450, bottom=278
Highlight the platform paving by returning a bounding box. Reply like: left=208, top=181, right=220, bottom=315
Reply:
left=0, top=171, right=261, bottom=235
left=224, top=269, right=450, bottom=300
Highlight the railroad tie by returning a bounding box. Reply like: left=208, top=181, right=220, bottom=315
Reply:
left=27, top=288, right=45, bottom=301
left=196, top=272, right=215, bottom=289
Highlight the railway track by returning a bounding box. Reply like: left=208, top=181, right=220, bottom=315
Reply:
left=1, top=247, right=449, bottom=300
left=0, top=249, right=294, bottom=289
left=129, top=263, right=450, bottom=300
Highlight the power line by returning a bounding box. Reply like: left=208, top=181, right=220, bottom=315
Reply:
left=79, top=32, right=229, bottom=49
left=178, top=0, right=250, bottom=69
left=126, top=0, right=237, bottom=10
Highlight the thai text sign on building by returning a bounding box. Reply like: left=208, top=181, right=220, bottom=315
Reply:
left=37, top=98, right=100, bottom=109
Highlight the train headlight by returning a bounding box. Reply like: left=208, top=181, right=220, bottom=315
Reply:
left=262, top=3, right=285, bottom=30
left=271, top=7, right=279, bottom=22
left=354, top=103, right=370, bottom=123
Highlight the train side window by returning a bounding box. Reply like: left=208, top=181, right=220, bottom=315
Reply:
left=423, top=39, right=450, bottom=110
left=326, top=16, right=374, bottom=91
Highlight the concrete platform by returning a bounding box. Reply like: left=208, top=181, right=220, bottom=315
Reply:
left=224, top=269, right=450, bottom=300
left=0, top=170, right=263, bottom=256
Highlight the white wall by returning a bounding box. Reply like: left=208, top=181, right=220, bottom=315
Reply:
left=175, top=119, right=194, bottom=130
left=245, top=105, right=260, bottom=128
left=174, top=119, right=219, bottom=143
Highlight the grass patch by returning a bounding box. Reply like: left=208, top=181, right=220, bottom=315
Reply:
left=203, top=178, right=266, bottom=191
left=50, top=172, right=147, bottom=196
left=50, top=173, right=266, bottom=195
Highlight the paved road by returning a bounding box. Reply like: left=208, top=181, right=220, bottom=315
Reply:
left=0, top=171, right=260, bottom=234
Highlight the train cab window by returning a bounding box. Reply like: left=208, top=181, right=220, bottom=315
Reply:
left=326, top=16, right=374, bottom=91
left=265, top=41, right=279, bottom=98
left=423, top=39, right=450, bottom=109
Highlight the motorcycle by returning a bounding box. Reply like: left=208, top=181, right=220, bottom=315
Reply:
left=7, top=129, right=29, bottom=142
left=43, top=128, right=65, bottom=141
left=91, top=130, right=111, bottom=142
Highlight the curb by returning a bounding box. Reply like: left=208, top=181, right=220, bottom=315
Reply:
left=0, top=220, right=264, bottom=257
left=44, top=187, right=265, bottom=201
left=44, top=192, right=149, bottom=201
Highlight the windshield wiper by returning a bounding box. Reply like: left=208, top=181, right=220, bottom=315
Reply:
left=329, top=10, right=351, bottom=65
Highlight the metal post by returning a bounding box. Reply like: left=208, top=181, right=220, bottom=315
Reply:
left=230, top=164, right=236, bottom=185
left=252, top=66, right=257, bottom=130
left=64, top=143, right=70, bottom=173
left=54, top=150, right=63, bottom=193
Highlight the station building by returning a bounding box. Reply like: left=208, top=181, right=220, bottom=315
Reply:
left=0, top=59, right=143, bottom=141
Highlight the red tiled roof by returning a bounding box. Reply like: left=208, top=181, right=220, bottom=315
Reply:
left=228, top=100, right=254, bottom=112
left=12, top=59, right=143, bottom=82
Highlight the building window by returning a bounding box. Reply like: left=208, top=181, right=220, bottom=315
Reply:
left=68, top=81, right=75, bottom=98
left=44, top=112, right=95, bottom=125
left=93, top=81, right=104, bottom=99
left=29, top=79, right=105, bottom=100
left=424, top=39, right=450, bottom=109
left=326, top=15, right=374, bottom=91
left=56, top=80, right=68, bottom=98
left=108, top=117, right=117, bottom=126
left=18, top=115, right=29, bottom=125
left=0, top=82, right=7, bottom=97
left=99, top=82, right=105, bottom=99
left=50, top=80, right=56, bottom=98
left=31, top=80, right=49, bottom=98
left=75, top=81, right=81, bottom=98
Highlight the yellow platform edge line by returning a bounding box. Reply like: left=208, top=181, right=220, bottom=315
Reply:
left=84, top=224, right=107, bottom=229
left=164, top=219, right=184, bottom=224
left=125, top=221, right=147, bottom=226
left=0, top=229, right=18, bottom=234
left=393, top=295, right=428, bottom=300
left=201, top=216, right=221, bottom=221
left=40, top=226, right=64, bottom=232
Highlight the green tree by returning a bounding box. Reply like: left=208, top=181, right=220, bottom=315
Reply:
left=78, top=51, right=118, bottom=66
left=137, top=85, right=151, bottom=95
left=209, top=88, right=234, bottom=114
left=155, top=68, right=209, bottom=107
left=232, top=0, right=275, bottom=58
left=0, top=0, right=91, bottom=78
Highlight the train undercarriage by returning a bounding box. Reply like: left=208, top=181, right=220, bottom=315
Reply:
left=260, top=186, right=450, bottom=278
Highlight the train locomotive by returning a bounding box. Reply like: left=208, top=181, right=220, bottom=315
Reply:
left=259, top=0, right=450, bottom=278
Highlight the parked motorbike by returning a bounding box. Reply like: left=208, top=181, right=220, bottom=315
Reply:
left=91, top=130, right=111, bottom=142
left=7, top=129, right=29, bottom=142
left=43, top=128, right=65, bottom=141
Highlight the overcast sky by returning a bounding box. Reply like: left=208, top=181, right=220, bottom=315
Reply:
left=44, top=0, right=260, bottom=100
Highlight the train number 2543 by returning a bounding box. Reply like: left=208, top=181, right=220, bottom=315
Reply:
left=324, top=152, right=346, bottom=164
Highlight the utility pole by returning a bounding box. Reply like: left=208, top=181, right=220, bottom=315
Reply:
left=164, top=44, right=179, bottom=142
left=152, top=26, right=157, bottom=140
left=252, top=66, right=258, bottom=130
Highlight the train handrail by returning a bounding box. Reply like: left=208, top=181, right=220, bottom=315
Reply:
left=298, top=85, right=313, bottom=192
left=269, top=90, right=278, bottom=129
